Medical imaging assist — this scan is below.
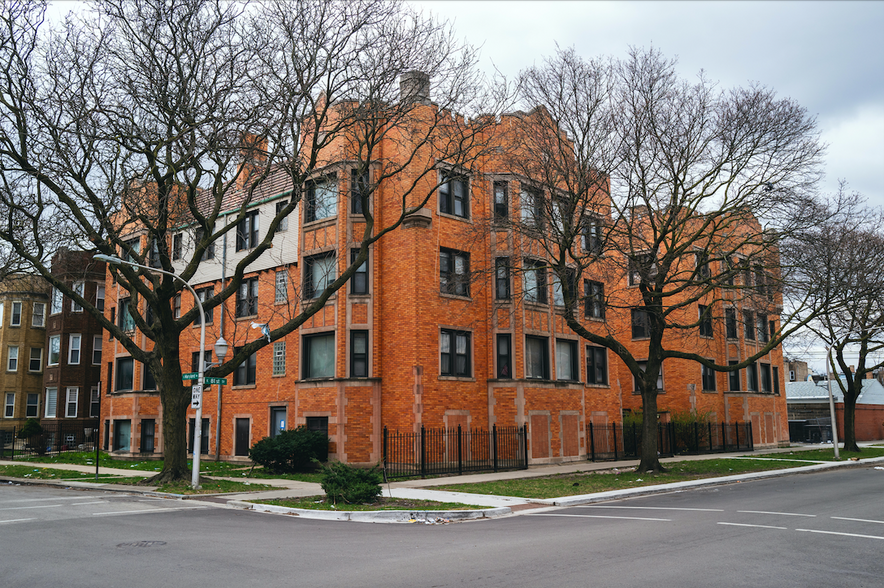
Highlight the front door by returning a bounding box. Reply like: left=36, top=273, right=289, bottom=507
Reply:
left=235, top=418, right=250, bottom=456
left=270, top=408, right=286, bottom=438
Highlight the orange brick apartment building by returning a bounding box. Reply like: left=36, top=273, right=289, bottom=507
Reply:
left=100, top=75, right=788, bottom=464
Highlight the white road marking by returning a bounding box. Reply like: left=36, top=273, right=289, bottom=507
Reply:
left=0, top=504, right=63, bottom=511
left=528, top=513, right=671, bottom=521
left=796, top=529, right=884, bottom=541
left=831, top=516, right=884, bottom=525
left=93, top=506, right=207, bottom=516
left=0, top=496, right=92, bottom=504
left=718, top=522, right=787, bottom=530
left=0, top=518, right=36, bottom=524
left=579, top=506, right=724, bottom=512
left=737, top=510, right=815, bottom=517
left=71, top=501, right=105, bottom=506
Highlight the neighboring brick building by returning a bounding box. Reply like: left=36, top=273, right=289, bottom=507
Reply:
left=101, top=74, right=789, bottom=464
left=0, top=275, right=49, bottom=431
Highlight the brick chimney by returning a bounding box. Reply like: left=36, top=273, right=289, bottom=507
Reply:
left=400, top=71, right=431, bottom=105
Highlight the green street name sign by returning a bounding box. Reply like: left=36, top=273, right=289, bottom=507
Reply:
left=182, top=372, right=200, bottom=380
left=204, top=377, right=227, bottom=385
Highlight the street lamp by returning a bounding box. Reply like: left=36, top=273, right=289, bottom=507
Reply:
left=825, top=345, right=840, bottom=460
left=94, top=253, right=225, bottom=487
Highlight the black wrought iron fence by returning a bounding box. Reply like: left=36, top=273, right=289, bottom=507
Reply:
left=383, top=425, right=528, bottom=479
left=0, top=420, right=100, bottom=460
left=588, top=421, right=753, bottom=461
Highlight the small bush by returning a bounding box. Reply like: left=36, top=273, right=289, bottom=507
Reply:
left=17, top=418, right=43, bottom=439
left=319, top=461, right=382, bottom=504
left=249, top=426, right=328, bottom=474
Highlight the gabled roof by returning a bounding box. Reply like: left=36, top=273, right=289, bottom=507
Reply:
left=785, top=379, right=884, bottom=406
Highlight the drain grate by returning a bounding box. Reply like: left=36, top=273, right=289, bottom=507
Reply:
left=116, top=541, right=167, bottom=548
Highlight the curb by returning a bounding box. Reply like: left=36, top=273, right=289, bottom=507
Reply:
left=227, top=499, right=511, bottom=523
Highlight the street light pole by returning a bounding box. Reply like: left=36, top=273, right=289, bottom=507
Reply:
left=825, top=345, right=840, bottom=460
left=94, top=253, right=212, bottom=487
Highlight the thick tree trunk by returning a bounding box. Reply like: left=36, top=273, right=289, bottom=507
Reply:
left=638, top=388, right=665, bottom=473
left=842, top=392, right=860, bottom=453
left=144, top=355, right=191, bottom=484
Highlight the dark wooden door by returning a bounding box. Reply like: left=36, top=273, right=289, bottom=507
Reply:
left=235, top=418, right=250, bottom=456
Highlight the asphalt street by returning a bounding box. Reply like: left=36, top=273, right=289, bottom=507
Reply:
left=1, top=466, right=882, bottom=588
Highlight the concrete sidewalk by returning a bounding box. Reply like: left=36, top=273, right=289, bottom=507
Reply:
left=3, top=443, right=883, bottom=523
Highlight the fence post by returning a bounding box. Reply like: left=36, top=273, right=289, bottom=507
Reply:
left=457, top=425, right=463, bottom=476
left=747, top=422, right=754, bottom=451
left=708, top=422, right=713, bottom=452
left=613, top=423, right=619, bottom=460
left=735, top=421, right=740, bottom=450
left=420, top=425, right=427, bottom=478
left=721, top=422, right=727, bottom=451
left=589, top=422, right=595, bottom=462
left=492, top=424, right=498, bottom=472
left=383, top=427, right=388, bottom=471
left=521, top=424, right=529, bottom=469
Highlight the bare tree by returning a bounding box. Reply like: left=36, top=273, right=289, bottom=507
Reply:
left=501, top=47, right=826, bottom=472
left=0, top=0, right=503, bottom=481
left=783, top=185, right=884, bottom=452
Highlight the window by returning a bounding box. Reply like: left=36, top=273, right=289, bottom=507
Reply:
left=769, top=320, right=776, bottom=343
left=236, top=210, right=260, bottom=251
left=68, top=334, right=81, bottom=365
left=45, top=388, right=57, bottom=418
left=172, top=233, right=183, bottom=260
left=173, top=294, right=181, bottom=319
left=115, top=357, right=134, bottom=391
left=634, top=361, right=663, bottom=392
left=89, top=387, right=100, bottom=417
left=350, top=331, right=368, bottom=378
left=440, top=329, right=471, bottom=377
left=32, top=302, right=46, bottom=327
left=523, top=259, right=547, bottom=304
left=439, top=171, right=469, bottom=218
left=303, top=333, right=335, bottom=379
left=725, top=308, right=738, bottom=339
left=440, top=248, right=470, bottom=297
left=233, top=347, right=257, bottom=385
left=95, top=287, right=105, bottom=311
left=773, top=366, right=780, bottom=395
left=119, top=298, right=136, bottom=331
left=631, top=309, right=650, bottom=339
left=51, top=287, right=63, bottom=314
left=746, top=363, right=758, bottom=392
left=493, top=181, right=508, bottom=222
left=305, top=253, right=336, bottom=299
left=496, top=334, right=512, bottom=379
left=275, top=200, right=289, bottom=231
left=525, top=336, right=550, bottom=379
left=757, top=314, right=769, bottom=343
left=275, top=270, right=288, bottom=303
left=48, top=336, right=60, bottom=366
left=306, top=176, right=338, bottom=222
left=29, top=347, right=43, bottom=372
left=495, top=257, right=510, bottom=300
left=701, top=363, right=716, bottom=391
left=65, top=387, right=78, bottom=418
left=760, top=363, right=772, bottom=393
left=147, top=239, right=161, bottom=268
left=584, top=280, right=604, bottom=319
left=142, top=363, right=156, bottom=391
left=273, top=341, right=286, bottom=376
left=581, top=216, right=603, bottom=255
left=586, top=346, right=608, bottom=385
left=27, top=393, right=39, bottom=418
left=196, top=227, right=215, bottom=260
left=70, top=282, right=84, bottom=312
left=123, top=236, right=140, bottom=263
left=236, top=277, right=259, bottom=317
left=4, top=393, right=12, bottom=418
left=351, top=168, right=369, bottom=215
left=141, top=419, right=156, bottom=452
left=555, top=339, right=579, bottom=381
left=520, top=188, right=543, bottom=228
left=11, top=301, right=21, bottom=325
left=7, top=346, right=18, bottom=371
left=728, top=361, right=741, bottom=391
left=696, top=252, right=711, bottom=280
left=789, top=369, right=795, bottom=382
left=698, top=305, right=713, bottom=337
left=743, top=310, right=755, bottom=341
left=194, top=287, right=213, bottom=326
left=552, top=269, right=577, bottom=308
left=350, top=250, right=368, bottom=295
left=628, top=253, right=655, bottom=287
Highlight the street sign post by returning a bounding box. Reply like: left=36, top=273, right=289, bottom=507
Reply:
left=182, top=372, right=199, bottom=380
left=191, top=384, right=203, bottom=409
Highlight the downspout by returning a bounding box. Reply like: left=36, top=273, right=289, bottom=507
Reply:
left=214, top=231, right=227, bottom=460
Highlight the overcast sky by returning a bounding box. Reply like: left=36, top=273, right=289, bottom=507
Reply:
left=413, top=1, right=884, bottom=210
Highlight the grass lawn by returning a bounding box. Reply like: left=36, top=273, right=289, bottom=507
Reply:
left=253, top=496, right=483, bottom=511
left=231, top=469, right=324, bottom=483
left=0, top=464, right=107, bottom=480
left=147, top=479, right=275, bottom=495
left=5, top=451, right=253, bottom=474
left=745, top=447, right=884, bottom=461
left=432, top=458, right=814, bottom=499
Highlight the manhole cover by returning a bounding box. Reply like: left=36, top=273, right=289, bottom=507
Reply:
left=116, top=541, right=167, bottom=548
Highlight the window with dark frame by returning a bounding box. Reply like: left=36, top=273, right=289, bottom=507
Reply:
left=701, top=363, right=716, bottom=391
left=305, top=253, right=336, bottom=299
left=351, top=330, right=368, bottom=378
left=699, top=305, right=713, bottom=337
left=439, top=171, right=469, bottom=218
left=351, top=168, right=369, bottom=215
left=306, top=176, right=337, bottom=222
left=584, top=280, right=605, bottom=320
left=586, top=346, right=607, bottom=385
left=696, top=252, right=711, bottom=279
left=148, top=240, right=161, bottom=268
left=29, top=347, right=43, bottom=372
left=747, top=363, right=759, bottom=392
left=440, top=248, right=470, bottom=297
left=631, top=308, right=650, bottom=339
left=769, top=319, right=776, bottom=343
left=350, top=249, right=368, bottom=295
left=728, top=361, right=741, bottom=391
left=496, top=334, right=512, bottom=379
left=493, top=181, right=508, bottom=223
left=235, top=210, right=259, bottom=251
left=773, top=366, right=780, bottom=395
left=440, top=329, right=471, bottom=377
left=194, top=287, right=213, bottom=326
left=633, top=360, right=663, bottom=392
left=275, top=200, right=289, bottom=232
left=520, top=188, right=543, bottom=228
left=233, top=346, right=257, bottom=386
left=628, top=253, right=655, bottom=286
left=119, top=298, right=135, bottom=331
left=115, top=357, right=134, bottom=391
left=582, top=216, right=602, bottom=254
left=172, top=233, right=183, bottom=260
left=196, top=227, right=215, bottom=260
left=757, top=314, right=769, bottom=343
left=303, top=333, right=335, bottom=379
left=27, top=393, right=39, bottom=418
left=525, top=335, right=549, bottom=380
left=236, top=278, right=258, bottom=317
left=726, top=308, right=738, bottom=339
left=523, top=259, right=547, bottom=304
left=760, top=363, right=772, bottom=393
left=555, top=339, right=579, bottom=381
left=552, top=269, right=577, bottom=309
left=743, top=310, right=755, bottom=341
left=495, top=257, right=510, bottom=300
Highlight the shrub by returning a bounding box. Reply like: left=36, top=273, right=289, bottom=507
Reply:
left=249, top=426, right=329, bottom=474
left=17, top=418, right=43, bottom=439
left=319, top=461, right=382, bottom=504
